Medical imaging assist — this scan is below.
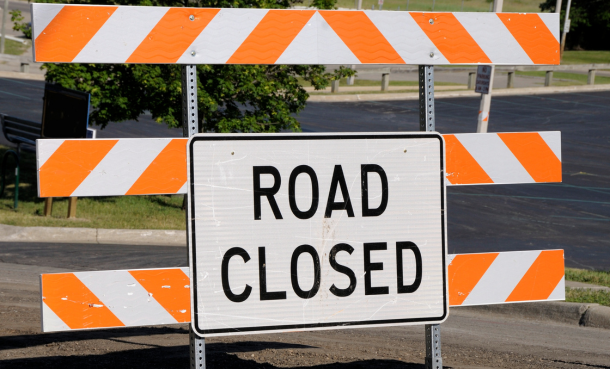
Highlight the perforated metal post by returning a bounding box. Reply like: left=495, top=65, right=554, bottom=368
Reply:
left=419, top=65, right=435, bottom=132
left=419, top=64, right=441, bottom=369
left=182, top=64, right=205, bottom=369
left=190, top=326, right=205, bottom=369
left=425, top=324, right=442, bottom=369
left=183, top=65, right=199, bottom=137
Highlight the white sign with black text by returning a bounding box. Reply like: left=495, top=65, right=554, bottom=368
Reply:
left=475, top=65, right=492, bottom=94
left=187, top=133, right=448, bottom=337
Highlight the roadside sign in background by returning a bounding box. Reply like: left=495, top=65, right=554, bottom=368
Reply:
left=187, top=133, right=448, bottom=337
left=41, top=83, right=90, bottom=139
left=475, top=66, right=492, bottom=94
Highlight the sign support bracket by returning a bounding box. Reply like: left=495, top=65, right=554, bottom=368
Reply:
left=419, top=64, right=442, bottom=369
left=182, top=64, right=205, bottom=369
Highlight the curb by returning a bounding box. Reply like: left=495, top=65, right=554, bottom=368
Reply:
left=0, top=224, right=186, bottom=246
left=1, top=224, right=608, bottom=329
left=0, top=71, right=45, bottom=81
left=459, top=301, right=610, bottom=329
left=307, top=84, right=610, bottom=102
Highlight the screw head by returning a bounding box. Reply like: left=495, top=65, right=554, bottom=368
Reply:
left=429, top=52, right=434, bottom=58
left=189, top=15, right=195, bottom=21
left=191, top=51, right=196, bottom=56
left=429, top=18, right=434, bottom=24
left=231, top=152, right=234, bottom=155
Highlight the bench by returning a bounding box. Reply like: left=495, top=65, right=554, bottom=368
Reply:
left=0, top=114, right=67, bottom=215
left=0, top=114, right=43, bottom=209
left=1, top=114, right=42, bottom=151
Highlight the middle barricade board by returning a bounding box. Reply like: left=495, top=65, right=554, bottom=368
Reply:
left=187, top=133, right=448, bottom=337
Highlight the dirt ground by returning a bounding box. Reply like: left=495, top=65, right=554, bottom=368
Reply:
left=2, top=287, right=610, bottom=368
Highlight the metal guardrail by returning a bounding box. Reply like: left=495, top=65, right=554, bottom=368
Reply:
left=341, top=64, right=610, bottom=91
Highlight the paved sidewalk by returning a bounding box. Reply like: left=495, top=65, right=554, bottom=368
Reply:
left=0, top=224, right=185, bottom=246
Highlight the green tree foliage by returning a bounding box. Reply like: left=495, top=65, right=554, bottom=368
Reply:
left=540, top=0, right=610, bottom=51
left=10, top=10, right=32, bottom=39
left=37, top=0, right=354, bottom=132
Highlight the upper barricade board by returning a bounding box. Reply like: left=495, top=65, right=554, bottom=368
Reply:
left=31, top=5, right=559, bottom=65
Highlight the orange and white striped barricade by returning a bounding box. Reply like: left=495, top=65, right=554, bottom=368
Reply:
left=32, top=6, right=559, bottom=65
left=40, top=250, right=565, bottom=332
left=35, top=132, right=561, bottom=197
left=30, top=5, right=561, bottom=368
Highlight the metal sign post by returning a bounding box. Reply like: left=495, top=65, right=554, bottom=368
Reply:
left=419, top=65, right=441, bottom=369
left=476, top=0, right=504, bottom=133
left=182, top=64, right=205, bottom=369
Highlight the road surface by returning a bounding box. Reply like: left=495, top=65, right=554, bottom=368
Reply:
left=1, top=77, right=608, bottom=269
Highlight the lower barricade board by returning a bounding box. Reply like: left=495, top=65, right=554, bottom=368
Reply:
left=40, top=250, right=564, bottom=333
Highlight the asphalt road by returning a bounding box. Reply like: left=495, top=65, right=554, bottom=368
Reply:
left=299, top=92, right=610, bottom=271
left=1, top=77, right=608, bottom=270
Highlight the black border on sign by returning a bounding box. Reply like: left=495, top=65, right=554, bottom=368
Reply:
left=188, top=133, right=447, bottom=336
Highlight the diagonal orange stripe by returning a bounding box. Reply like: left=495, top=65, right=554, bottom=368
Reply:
left=497, top=14, right=559, bottom=65
left=506, top=250, right=564, bottom=302
left=227, top=10, right=316, bottom=64
left=497, top=132, right=562, bottom=183
left=444, top=134, right=493, bottom=185
left=126, top=138, right=187, bottom=195
left=411, top=12, right=491, bottom=64
left=127, top=8, right=220, bottom=63
left=35, top=6, right=117, bottom=62
left=129, top=269, right=191, bottom=323
left=39, top=140, right=119, bottom=197
left=318, top=11, right=404, bottom=64
left=42, top=273, right=124, bottom=329
left=448, top=253, right=499, bottom=306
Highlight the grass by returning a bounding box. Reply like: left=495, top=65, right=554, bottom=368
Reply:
left=564, top=268, right=610, bottom=307
left=565, top=288, right=610, bottom=307
left=0, top=145, right=186, bottom=230
left=565, top=268, right=610, bottom=288
left=561, top=51, right=610, bottom=65
left=331, top=0, right=542, bottom=12
left=516, top=71, right=610, bottom=86
left=2, top=38, right=30, bottom=56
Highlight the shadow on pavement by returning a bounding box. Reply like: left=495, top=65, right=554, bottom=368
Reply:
left=1, top=343, right=427, bottom=369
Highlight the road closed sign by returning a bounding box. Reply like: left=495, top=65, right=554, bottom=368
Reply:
left=187, top=133, right=448, bottom=337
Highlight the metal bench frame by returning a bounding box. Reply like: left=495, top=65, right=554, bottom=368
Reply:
left=0, top=114, right=42, bottom=209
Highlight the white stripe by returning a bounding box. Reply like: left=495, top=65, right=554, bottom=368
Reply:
left=317, top=13, right=360, bottom=64
left=179, top=9, right=268, bottom=64
left=73, top=6, right=168, bottom=63
left=178, top=182, right=188, bottom=195
left=32, top=4, right=64, bottom=40
left=538, top=13, right=560, bottom=43
left=72, top=138, right=171, bottom=197
left=547, top=276, right=565, bottom=301
left=462, top=250, right=541, bottom=306
left=37, top=139, right=65, bottom=168
left=78, top=270, right=178, bottom=326
left=538, top=131, right=561, bottom=162
left=42, top=301, right=71, bottom=332
left=276, top=12, right=318, bottom=64
left=368, top=11, right=449, bottom=65
left=455, top=13, right=532, bottom=65
left=456, top=133, right=534, bottom=184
